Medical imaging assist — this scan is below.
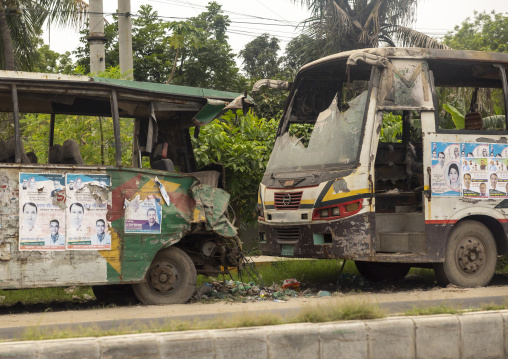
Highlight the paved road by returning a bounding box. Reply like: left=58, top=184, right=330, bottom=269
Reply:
left=0, top=279, right=506, bottom=341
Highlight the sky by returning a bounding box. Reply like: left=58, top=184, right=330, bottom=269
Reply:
left=42, top=0, right=508, bottom=61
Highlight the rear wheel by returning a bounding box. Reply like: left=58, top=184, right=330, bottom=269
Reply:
left=133, top=246, right=197, bottom=305
left=434, top=220, right=497, bottom=287
left=354, top=261, right=410, bottom=281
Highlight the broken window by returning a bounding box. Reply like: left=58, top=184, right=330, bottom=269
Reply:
left=266, top=89, right=368, bottom=173
left=429, top=62, right=507, bottom=131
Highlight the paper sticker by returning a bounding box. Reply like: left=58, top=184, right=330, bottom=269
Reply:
left=66, top=174, right=111, bottom=250
left=19, top=173, right=66, bottom=251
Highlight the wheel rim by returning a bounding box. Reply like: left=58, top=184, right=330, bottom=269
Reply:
left=455, top=236, right=485, bottom=274
left=147, top=260, right=181, bottom=295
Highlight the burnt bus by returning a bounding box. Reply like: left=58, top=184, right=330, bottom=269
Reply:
left=256, top=48, right=508, bottom=287
left=0, top=71, right=251, bottom=304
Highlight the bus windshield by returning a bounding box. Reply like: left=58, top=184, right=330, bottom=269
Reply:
left=266, top=87, right=368, bottom=173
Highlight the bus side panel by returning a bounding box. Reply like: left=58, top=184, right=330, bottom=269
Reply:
left=107, top=169, right=198, bottom=283
left=0, top=166, right=108, bottom=288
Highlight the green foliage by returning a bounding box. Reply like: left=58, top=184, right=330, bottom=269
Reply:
left=191, top=111, right=278, bottom=225
left=239, top=33, right=281, bottom=79
left=444, top=11, right=508, bottom=53
left=21, top=66, right=133, bottom=166
left=443, top=103, right=465, bottom=129
left=380, top=113, right=402, bottom=143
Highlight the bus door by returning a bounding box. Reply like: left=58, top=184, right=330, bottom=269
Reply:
left=372, top=58, right=434, bottom=261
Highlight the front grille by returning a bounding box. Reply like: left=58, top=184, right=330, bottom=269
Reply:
left=276, top=227, right=300, bottom=242
left=274, top=191, right=303, bottom=210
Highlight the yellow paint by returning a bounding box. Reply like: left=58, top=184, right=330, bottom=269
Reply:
left=129, top=178, right=180, bottom=202
left=265, top=201, right=274, bottom=206
left=192, top=208, right=206, bottom=222
left=258, top=190, right=261, bottom=204
left=100, top=228, right=121, bottom=274
left=300, top=199, right=314, bottom=205
left=321, top=187, right=370, bottom=203
left=424, top=185, right=429, bottom=190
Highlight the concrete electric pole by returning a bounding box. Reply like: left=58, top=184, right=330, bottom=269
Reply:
left=118, top=0, right=134, bottom=79
left=88, top=0, right=106, bottom=74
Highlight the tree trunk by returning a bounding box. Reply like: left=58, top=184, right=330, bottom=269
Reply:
left=166, top=47, right=180, bottom=84
left=0, top=3, right=15, bottom=70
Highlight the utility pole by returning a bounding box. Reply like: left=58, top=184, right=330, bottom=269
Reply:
left=118, top=0, right=133, bottom=80
left=88, top=0, right=106, bottom=74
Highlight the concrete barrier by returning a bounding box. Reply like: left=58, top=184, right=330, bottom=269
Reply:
left=0, top=310, right=506, bottom=359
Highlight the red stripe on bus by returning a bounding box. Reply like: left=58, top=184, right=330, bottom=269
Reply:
left=425, top=220, right=458, bottom=224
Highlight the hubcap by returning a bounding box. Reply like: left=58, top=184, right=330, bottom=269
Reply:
left=456, top=237, right=485, bottom=274
left=150, top=264, right=176, bottom=291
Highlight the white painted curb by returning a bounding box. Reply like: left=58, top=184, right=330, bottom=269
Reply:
left=0, top=310, right=506, bottom=358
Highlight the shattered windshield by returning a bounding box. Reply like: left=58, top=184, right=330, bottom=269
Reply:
left=266, top=89, right=368, bottom=173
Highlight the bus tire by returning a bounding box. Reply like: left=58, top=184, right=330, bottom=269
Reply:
left=354, top=261, right=410, bottom=281
left=133, top=246, right=197, bottom=305
left=434, top=220, right=497, bottom=288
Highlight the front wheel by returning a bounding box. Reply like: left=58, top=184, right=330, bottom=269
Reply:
left=354, top=261, right=410, bottom=281
left=133, top=246, right=197, bottom=305
left=434, top=220, right=497, bottom=287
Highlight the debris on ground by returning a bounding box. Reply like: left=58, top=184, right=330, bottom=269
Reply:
left=192, top=276, right=343, bottom=303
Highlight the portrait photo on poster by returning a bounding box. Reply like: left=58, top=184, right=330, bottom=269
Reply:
left=431, top=142, right=460, bottom=197
left=65, top=174, right=111, bottom=250
left=19, top=173, right=66, bottom=251
left=125, top=195, right=162, bottom=234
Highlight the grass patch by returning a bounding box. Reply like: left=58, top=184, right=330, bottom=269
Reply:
left=0, top=286, right=94, bottom=307
left=295, top=301, right=385, bottom=323
left=199, top=259, right=358, bottom=288
left=18, top=301, right=382, bottom=341
left=404, top=304, right=460, bottom=316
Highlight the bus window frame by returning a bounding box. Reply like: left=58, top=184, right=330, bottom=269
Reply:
left=432, top=64, right=508, bottom=136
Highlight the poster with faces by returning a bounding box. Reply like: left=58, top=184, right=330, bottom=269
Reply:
left=488, top=144, right=508, bottom=199
left=18, top=173, right=66, bottom=251
left=65, top=174, right=111, bottom=250
left=431, top=142, right=460, bottom=197
left=460, top=143, right=488, bottom=199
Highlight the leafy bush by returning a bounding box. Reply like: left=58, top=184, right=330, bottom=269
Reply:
left=191, top=111, right=278, bottom=226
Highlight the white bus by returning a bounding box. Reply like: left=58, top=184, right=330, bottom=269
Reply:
left=256, top=47, right=508, bottom=287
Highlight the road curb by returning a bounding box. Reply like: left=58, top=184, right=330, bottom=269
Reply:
left=0, top=310, right=506, bottom=358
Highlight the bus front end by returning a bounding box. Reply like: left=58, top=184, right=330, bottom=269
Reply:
left=257, top=54, right=378, bottom=260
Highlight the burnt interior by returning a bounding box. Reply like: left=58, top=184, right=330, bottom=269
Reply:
left=0, top=79, right=228, bottom=188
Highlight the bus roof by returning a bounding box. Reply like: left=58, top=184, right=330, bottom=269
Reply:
left=300, top=47, right=508, bottom=73
left=0, top=70, right=250, bottom=125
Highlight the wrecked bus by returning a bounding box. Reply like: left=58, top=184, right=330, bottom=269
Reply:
left=256, top=47, right=508, bottom=287
left=0, top=71, right=250, bottom=304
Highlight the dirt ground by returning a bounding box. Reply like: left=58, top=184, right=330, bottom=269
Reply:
left=1, top=277, right=507, bottom=330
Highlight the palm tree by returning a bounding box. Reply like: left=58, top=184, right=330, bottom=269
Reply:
left=292, top=0, right=447, bottom=63
left=0, top=0, right=87, bottom=71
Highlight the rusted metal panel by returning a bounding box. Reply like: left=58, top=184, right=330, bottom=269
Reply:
left=0, top=164, right=238, bottom=289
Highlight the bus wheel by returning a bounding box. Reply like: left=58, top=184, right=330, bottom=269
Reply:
left=354, top=261, right=410, bottom=281
left=133, top=246, right=197, bottom=305
left=434, top=220, right=497, bottom=287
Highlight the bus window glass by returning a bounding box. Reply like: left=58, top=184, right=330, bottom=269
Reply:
left=266, top=89, right=367, bottom=173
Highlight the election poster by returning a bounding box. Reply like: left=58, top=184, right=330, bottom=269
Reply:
left=431, top=142, right=460, bottom=197
left=125, top=196, right=162, bottom=234
left=488, top=144, right=508, bottom=199
left=19, top=173, right=66, bottom=251
left=460, top=143, right=488, bottom=199
left=66, top=174, right=111, bottom=250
